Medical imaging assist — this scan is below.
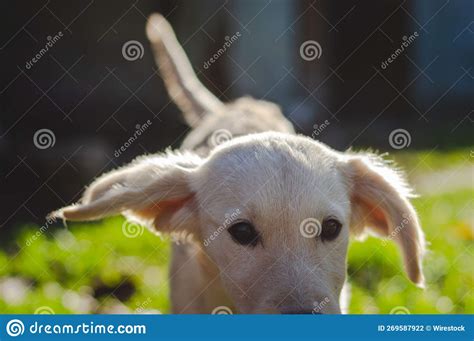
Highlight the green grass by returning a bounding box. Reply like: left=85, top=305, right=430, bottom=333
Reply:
left=0, top=218, right=171, bottom=314
left=0, top=149, right=472, bottom=314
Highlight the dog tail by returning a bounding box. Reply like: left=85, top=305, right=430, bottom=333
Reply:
left=146, top=13, right=225, bottom=127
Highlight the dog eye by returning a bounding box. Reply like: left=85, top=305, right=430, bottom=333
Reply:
left=321, top=218, right=342, bottom=241
left=228, top=222, right=260, bottom=247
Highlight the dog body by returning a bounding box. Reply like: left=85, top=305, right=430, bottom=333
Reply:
left=52, top=14, right=425, bottom=314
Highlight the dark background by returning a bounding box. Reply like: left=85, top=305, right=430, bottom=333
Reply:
left=0, top=0, right=472, bottom=233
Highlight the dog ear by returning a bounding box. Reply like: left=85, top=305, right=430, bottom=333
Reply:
left=342, top=154, right=425, bottom=286
left=146, top=13, right=225, bottom=126
left=50, top=151, right=203, bottom=235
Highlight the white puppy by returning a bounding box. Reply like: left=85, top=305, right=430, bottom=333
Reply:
left=52, top=14, right=425, bottom=314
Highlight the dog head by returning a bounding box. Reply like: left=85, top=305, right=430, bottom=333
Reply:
left=51, top=132, right=425, bottom=314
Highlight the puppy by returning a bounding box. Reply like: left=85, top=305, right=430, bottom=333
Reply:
left=51, top=14, right=425, bottom=314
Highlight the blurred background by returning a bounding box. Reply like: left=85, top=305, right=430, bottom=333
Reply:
left=0, top=0, right=472, bottom=314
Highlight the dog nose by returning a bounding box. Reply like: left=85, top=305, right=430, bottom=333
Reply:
left=280, top=308, right=318, bottom=314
